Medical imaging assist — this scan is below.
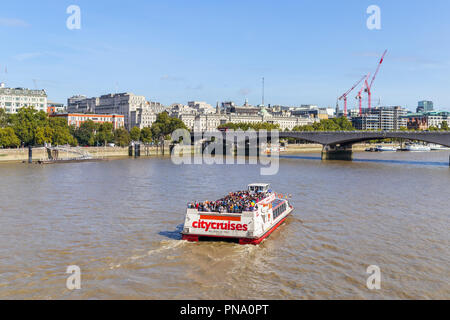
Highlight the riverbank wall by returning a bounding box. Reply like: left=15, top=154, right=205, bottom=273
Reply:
left=0, top=143, right=402, bottom=163
left=0, top=146, right=168, bottom=163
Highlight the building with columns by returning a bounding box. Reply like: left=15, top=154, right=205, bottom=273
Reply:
left=174, top=107, right=317, bottom=132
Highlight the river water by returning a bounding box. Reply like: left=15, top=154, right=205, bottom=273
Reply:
left=0, top=151, right=449, bottom=299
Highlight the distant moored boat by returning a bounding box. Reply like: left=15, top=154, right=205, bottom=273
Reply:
left=405, top=144, right=431, bottom=152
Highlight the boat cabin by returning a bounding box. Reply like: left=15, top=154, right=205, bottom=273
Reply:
left=248, top=183, right=270, bottom=194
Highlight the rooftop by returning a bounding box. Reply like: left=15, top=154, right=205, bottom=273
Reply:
left=0, top=86, right=47, bottom=97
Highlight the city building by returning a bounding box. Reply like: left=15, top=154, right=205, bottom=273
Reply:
left=172, top=100, right=318, bottom=131
left=405, top=114, right=428, bottom=130
left=94, top=93, right=147, bottom=129
left=49, top=113, right=125, bottom=129
left=129, top=101, right=167, bottom=129
left=351, top=114, right=379, bottom=130
left=224, top=102, right=260, bottom=116
left=417, top=100, right=434, bottom=113
left=289, top=105, right=334, bottom=119
left=177, top=113, right=317, bottom=132
left=404, top=111, right=449, bottom=130
left=0, top=83, right=47, bottom=113
left=187, top=101, right=215, bottom=114
left=67, top=93, right=157, bottom=129
left=351, top=106, right=407, bottom=130
left=67, top=95, right=98, bottom=113
left=47, top=101, right=65, bottom=114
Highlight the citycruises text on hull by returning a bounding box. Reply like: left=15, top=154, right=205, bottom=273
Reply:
left=182, top=183, right=293, bottom=245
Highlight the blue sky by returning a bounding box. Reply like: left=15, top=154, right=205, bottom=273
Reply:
left=0, top=0, right=449, bottom=111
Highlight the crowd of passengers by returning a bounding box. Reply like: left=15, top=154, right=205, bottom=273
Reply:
left=187, top=191, right=269, bottom=213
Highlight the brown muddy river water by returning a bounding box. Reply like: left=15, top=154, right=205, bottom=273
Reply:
left=0, top=151, right=449, bottom=299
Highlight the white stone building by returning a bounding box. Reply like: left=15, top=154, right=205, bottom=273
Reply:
left=67, top=92, right=154, bottom=129
left=177, top=113, right=316, bottom=132
left=130, top=101, right=168, bottom=129
left=0, top=83, right=47, bottom=113
left=188, top=101, right=215, bottom=114
left=95, top=93, right=147, bottom=129
left=67, top=95, right=98, bottom=113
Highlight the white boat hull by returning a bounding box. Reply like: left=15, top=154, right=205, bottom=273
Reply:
left=182, top=194, right=293, bottom=245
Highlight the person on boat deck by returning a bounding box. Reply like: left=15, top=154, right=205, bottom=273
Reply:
left=188, top=190, right=267, bottom=213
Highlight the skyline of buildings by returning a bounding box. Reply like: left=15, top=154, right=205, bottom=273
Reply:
left=1, top=80, right=447, bottom=115
left=0, top=81, right=449, bottom=131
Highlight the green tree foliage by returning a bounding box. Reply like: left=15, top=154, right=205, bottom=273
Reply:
left=0, top=108, right=9, bottom=128
left=95, top=123, right=114, bottom=146
left=292, top=117, right=355, bottom=132
left=35, top=126, right=53, bottom=145
left=151, top=112, right=187, bottom=142
left=0, top=109, right=213, bottom=149
left=3, top=107, right=78, bottom=146
left=218, top=122, right=280, bottom=131
left=130, top=126, right=141, bottom=142
left=73, top=120, right=97, bottom=146
left=141, top=127, right=152, bottom=143
left=49, top=117, right=77, bottom=146
left=8, top=107, right=48, bottom=146
left=114, top=128, right=131, bottom=147
left=0, top=127, right=20, bottom=148
left=441, top=121, right=449, bottom=131
left=292, top=124, right=315, bottom=132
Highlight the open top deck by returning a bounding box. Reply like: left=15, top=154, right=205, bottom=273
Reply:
left=187, top=183, right=273, bottom=214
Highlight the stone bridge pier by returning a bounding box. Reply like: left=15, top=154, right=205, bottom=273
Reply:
left=321, top=143, right=353, bottom=161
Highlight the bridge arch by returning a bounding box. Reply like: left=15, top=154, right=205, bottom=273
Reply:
left=278, top=131, right=450, bottom=148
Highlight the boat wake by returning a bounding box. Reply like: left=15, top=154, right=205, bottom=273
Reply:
left=109, top=240, right=187, bottom=270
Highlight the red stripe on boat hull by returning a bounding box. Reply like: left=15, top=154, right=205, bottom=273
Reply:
left=181, top=212, right=291, bottom=245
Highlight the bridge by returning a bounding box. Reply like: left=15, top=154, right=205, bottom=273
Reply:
left=194, top=130, right=450, bottom=163
left=276, top=131, right=450, bottom=160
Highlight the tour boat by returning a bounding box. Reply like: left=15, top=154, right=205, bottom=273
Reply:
left=428, top=144, right=450, bottom=151
left=405, top=144, right=431, bottom=152
left=375, top=145, right=398, bottom=152
left=263, top=143, right=286, bottom=154
left=182, top=183, right=294, bottom=245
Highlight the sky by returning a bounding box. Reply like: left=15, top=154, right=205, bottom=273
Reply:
left=0, top=0, right=449, bottom=111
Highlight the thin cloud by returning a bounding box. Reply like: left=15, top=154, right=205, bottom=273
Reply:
left=186, top=84, right=203, bottom=90
left=352, top=51, right=382, bottom=58
left=0, top=18, right=30, bottom=27
left=14, top=52, right=45, bottom=61
left=160, top=75, right=184, bottom=82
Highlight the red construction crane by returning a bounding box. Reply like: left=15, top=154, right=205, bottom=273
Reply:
left=338, top=75, right=366, bottom=118
left=365, top=50, right=387, bottom=110
left=356, top=73, right=371, bottom=115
